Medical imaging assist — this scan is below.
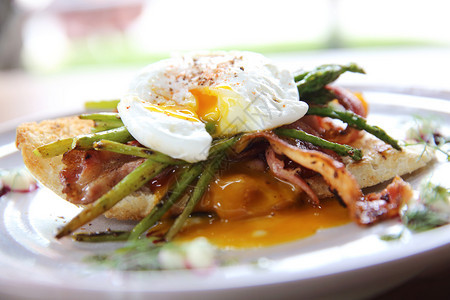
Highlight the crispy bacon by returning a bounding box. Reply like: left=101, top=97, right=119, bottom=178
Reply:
left=354, top=176, right=413, bottom=225
left=61, top=150, right=144, bottom=204
left=265, top=147, right=319, bottom=205
left=237, top=132, right=362, bottom=206
left=259, top=132, right=363, bottom=207
left=327, top=85, right=368, bottom=118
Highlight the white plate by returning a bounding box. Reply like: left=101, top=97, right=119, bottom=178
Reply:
left=0, top=90, right=449, bottom=300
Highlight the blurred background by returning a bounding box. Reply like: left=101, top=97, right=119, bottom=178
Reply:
left=1, top=0, right=450, bottom=125
left=2, top=0, right=449, bottom=72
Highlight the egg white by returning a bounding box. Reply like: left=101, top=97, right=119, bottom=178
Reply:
left=118, top=96, right=212, bottom=162
left=118, top=51, right=308, bottom=162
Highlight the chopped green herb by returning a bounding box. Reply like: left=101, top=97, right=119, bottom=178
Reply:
left=402, top=182, right=449, bottom=232
left=402, top=206, right=448, bottom=232
left=405, top=115, right=450, bottom=161
left=85, top=237, right=216, bottom=271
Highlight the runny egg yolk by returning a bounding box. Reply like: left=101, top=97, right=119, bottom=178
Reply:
left=197, top=163, right=300, bottom=220
left=190, top=88, right=221, bottom=123
left=144, top=87, right=228, bottom=131
left=150, top=161, right=351, bottom=249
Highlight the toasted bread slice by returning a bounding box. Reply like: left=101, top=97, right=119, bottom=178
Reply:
left=16, top=117, right=434, bottom=220
left=16, top=117, right=157, bottom=220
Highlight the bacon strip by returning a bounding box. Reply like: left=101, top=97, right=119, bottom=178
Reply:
left=61, top=150, right=144, bottom=204
left=355, top=176, right=413, bottom=225
left=238, top=132, right=362, bottom=208
left=261, top=132, right=363, bottom=208
left=265, top=147, right=319, bottom=205
left=327, top=85, right=368, bottom=118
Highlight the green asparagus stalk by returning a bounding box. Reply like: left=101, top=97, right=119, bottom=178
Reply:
left=84, top=100, right=120, bottom=110
left=93, top=140, right=187, bottom=165
left=74, top=231, right=130, bottom=242
left=33, top=138, right=74, bottom=158
left=89, top=123, right=122, bottom=133
left=92, top=135, right=240, bottom=164
left=274, top=128, right=363, bottom=160
left=295, top=63, right=365, bottom=95
left=79, top=112, right=122, bottom=123
left=73, top=126, right=134, bottom=150
left=300, top=88, right=338, bottom=105
left=165, top=153, right=226, bottom=241
left=55, top=160, right=167, bottom=239
left=33, top=126, right=134, bottom=158
left=128, top=163, right=204, bottom=240
left=80, top=112, right=124, bottom=132
left=307, top=106, right=401, bottom=150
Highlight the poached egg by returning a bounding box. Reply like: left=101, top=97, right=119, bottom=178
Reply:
left=117, top=51, right=308, bottom=162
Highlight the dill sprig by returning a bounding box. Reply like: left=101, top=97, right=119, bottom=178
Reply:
left=404, top=115, right=450, bottom=161
left=403, top=181, right=449, bottom=232
left=381, top=181, right=449, bottom=241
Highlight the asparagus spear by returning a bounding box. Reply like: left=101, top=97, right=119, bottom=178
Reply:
left=300, top=88, right=338, bottom=105
left=93, top=139, right=187, bottom=165
left=79, top=112, right=122, bottom=123
left=307, top=106, right=401, bottom=150
left=165, top=153, right=226, bottom=241
left=33, top=126, right=134, bottom=158
left=274, top=128, right=363, bottom=160
left=89, top=123, right=121, bottom=133
left=295, top=63, right=365, bottom=95
left=91, top=133, right=239, bottom=163
left=74, top=231, right=130, bottom=242
left=32, top=138, right=74, bottom=158
left=84, top=100, right=120, bottom=110
left=55, top=160, right=167, bottom=239
left=80, top=112, right=124, bottom=132
left=128, top=163, right=204, bottom=240
left=73, top=126, right=134, bottom=150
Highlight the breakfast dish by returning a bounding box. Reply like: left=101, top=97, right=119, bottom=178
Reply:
left=1, top=86, right=449, bottom=299
left=15, top=51, right=440, bottom=246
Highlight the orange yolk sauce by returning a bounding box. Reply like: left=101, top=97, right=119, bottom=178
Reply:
left=153, top=160, right=351, bottom=249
